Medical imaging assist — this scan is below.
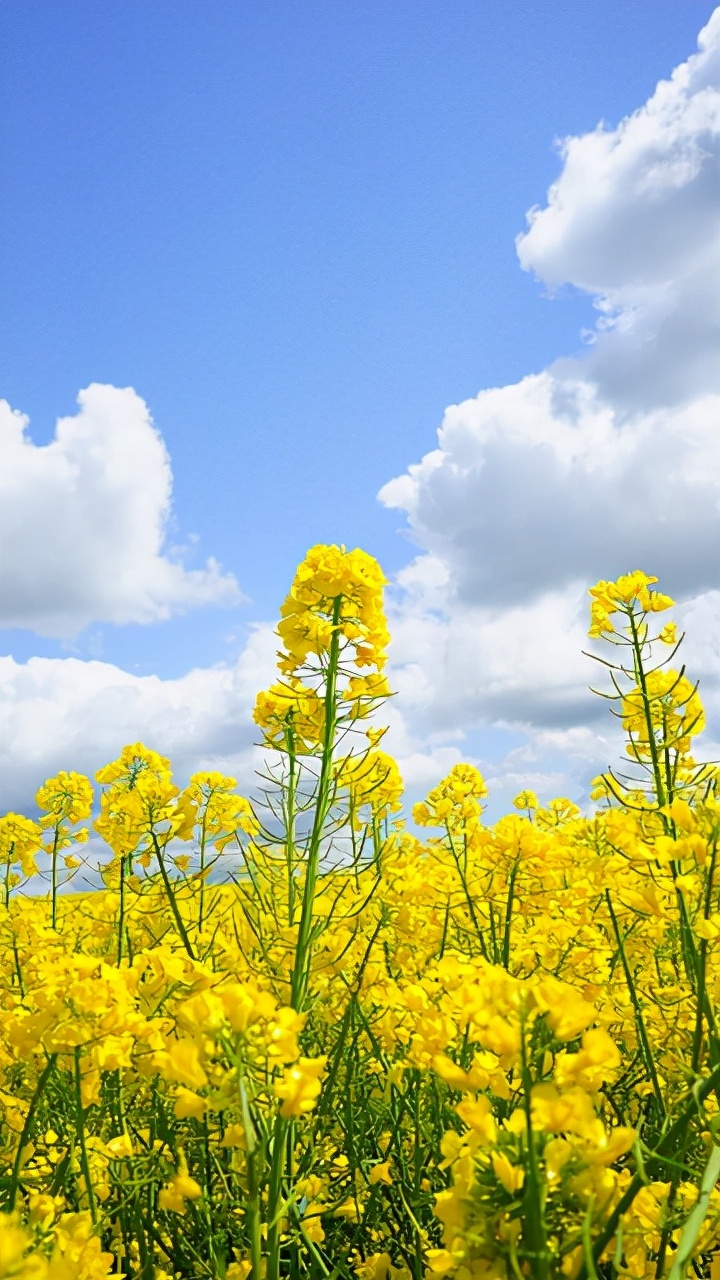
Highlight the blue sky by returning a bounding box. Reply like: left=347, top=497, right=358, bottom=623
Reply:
left=1, top=2, right=718, bottom=816
left=1, top=1, right=712, bottom=666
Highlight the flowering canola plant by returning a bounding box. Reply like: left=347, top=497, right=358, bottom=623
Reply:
left=0, top=548, right=719, bottom=1280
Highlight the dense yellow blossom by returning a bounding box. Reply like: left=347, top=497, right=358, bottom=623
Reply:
left=0, top=550, right=717, bottom=1279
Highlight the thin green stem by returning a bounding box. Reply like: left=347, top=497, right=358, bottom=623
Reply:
left=285, top=725, right=298, bottom=928
left=74, top=1047, right=98, bottom=1224
left=628, top=610, right=666, bottom=808
left=11, top=935, right=25, bottom=997
left=412, top=1073, right=423, bottom=1279
left=519, top=1015, right=550, bottom=1280
left=289, top=594, right=343, bottom=1011
left=198, top=809, right=208, bottom=935
left=117, top=853, right=128, bottom=966
left=269, top=598, right=343, bottom=1280
left=50, top=824, right=60, bottom=929
left=266, top=1112, right=287, bottom=1280
left=445, top=825, right=488, bottom=959
left=152, top=832, right=195, bottom=959
left=692, top=836, right=719, bottom=1069
left=502, top=857, right=520, bottom=970
left=605, top=888, right=665, bottom=1117
left=7, top=1053, right=57, bottom=1210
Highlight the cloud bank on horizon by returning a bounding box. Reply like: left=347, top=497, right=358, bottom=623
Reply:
left=2, top=11, right=719, bottom=813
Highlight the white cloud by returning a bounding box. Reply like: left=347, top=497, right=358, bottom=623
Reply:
left=0, top=624, right=278, bottom=813
left=0, top=384, right=242, bottom=637
left=386, top=577, right=597, bottom=734
left=380, top=378, right=719, bottom=609
left=378, top=13, right=720, bottom=790
left=517, top=8, right=720, bottom=411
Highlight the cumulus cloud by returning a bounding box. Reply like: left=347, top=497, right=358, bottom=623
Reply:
left=380, top=378, right=719, bottom=609
left=517, top=8, right=720, bottom=410
left=0, top=384, right=241, bottom=637
left=379, top=12, right=720, bottom=783
left=387, top=574, right=597, bottom=733
left=0, top=625, right=277, bottom=813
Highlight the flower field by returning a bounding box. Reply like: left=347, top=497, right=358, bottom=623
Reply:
left=1, top=546, right=718, bottom=1280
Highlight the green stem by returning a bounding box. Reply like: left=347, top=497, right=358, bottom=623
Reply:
left=412, top=1072, right=423, bottom=1279
left=666, top=1142, right=720, bottom=1280
left=668, top=867, right=719, bottom=1057
left=74, top=1048, right=98, bottom=1224
left=11, top=935, right=25, bottom=998
left=446, top=825, right=488, bottom=959
left=628, top=610, right=667, bottom=808
left=605, top=888, right=665, bottom=1117
left=519, top=1016, right=550, bottom=1279
left=7, top=1053, right=56, bottom=1210
left=202, top=1114, right=216, bottom=1267
left=117, top=853, right=127, bottom=966
left=199, top=810, right=208, bottom=935
left=51, top=825, right=60, bottom=929
left=693, top=835, right=719, bottom=1067
left=575, top=1061, right=720, bottom=1280
left=285, top=724, right=298, bottom=927
left=269, top=598, right=343, bottom=1280
left=152, top=833, right=195, bottom=959
left=289, top=594, right=343, bottom=1012
left=502, top=857, right=520, bottom=970
left=267, top=1113, right=288, bottom=1272
left=488, top=900, right=500, bottom=965
left=656, top=838, right=720, bottom=1275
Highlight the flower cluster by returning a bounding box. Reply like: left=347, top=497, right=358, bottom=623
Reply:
left=254, top=546, right=391, bottom=758
left=588, top=571, right=674, bottom=638
left=0, top=552, right=718, bottom=1280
